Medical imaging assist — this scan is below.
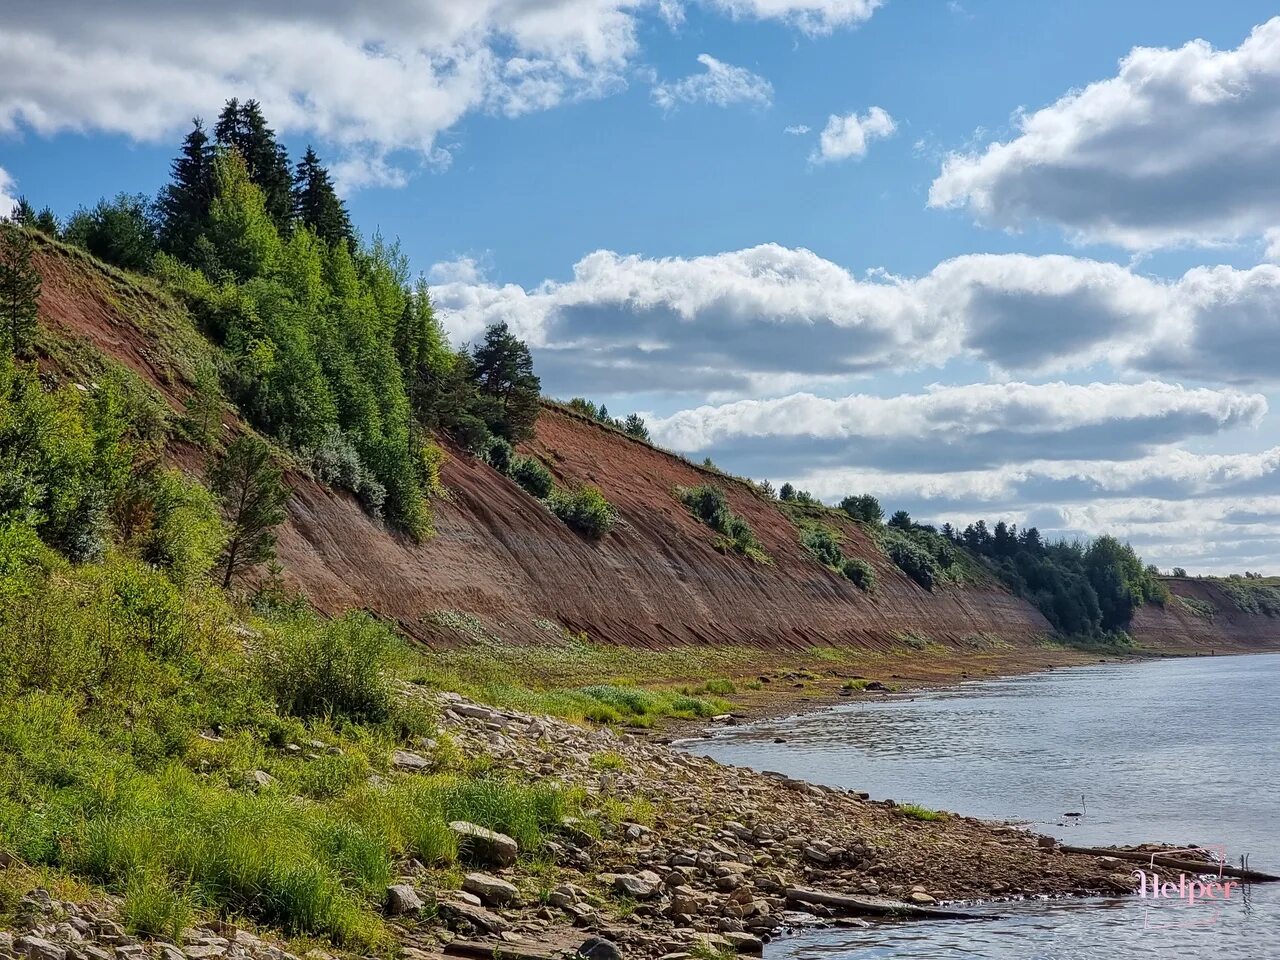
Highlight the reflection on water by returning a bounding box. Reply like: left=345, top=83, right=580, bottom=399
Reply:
left=687, top=653, right=1280, bottom=959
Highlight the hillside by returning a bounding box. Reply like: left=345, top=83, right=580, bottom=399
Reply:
left=27, top=236, right=1280, bottom=658
left=1136, top=576, right=1280, bottom=650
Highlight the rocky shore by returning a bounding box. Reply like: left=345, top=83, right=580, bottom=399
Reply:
left=1, top=690, right=1154, bottom=960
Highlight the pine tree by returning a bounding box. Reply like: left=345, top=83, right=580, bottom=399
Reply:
left=293, top=146, right=353, bottom=248
left=32, top=208, right=58, bottom=237
left=215, top=99, right=293, bottom=234
left=10, top=197, right=36, bottom=227
left=157, top=118, right=215, bottom=260
left=209, top=434, right=290, bottom=589
left=0, top=225, right=41, bottom=357
left=622, top=412, right=650, bottom=440
left=471, top=321, right=542, bottom=442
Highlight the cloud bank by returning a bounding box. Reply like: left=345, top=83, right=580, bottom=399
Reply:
left=930, top=18, right=1280, bottom=250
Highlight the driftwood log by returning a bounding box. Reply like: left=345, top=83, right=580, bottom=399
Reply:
left=1060, top=846, right=1280, bottom=883
left=786, top=887, right=995, bottom=920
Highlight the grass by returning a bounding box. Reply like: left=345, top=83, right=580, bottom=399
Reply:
left=898, top=803, right=947, bottom=822
left=842, top=678, right=872, bottom=691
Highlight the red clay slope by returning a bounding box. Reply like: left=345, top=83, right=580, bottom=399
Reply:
left=33, top=240, right=1276, bottom=655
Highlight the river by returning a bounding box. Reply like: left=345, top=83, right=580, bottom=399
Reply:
left=687, top=652, right=1280, bottom=959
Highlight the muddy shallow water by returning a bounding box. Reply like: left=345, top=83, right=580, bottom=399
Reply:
left=689, top=653, right=1280, bottom=959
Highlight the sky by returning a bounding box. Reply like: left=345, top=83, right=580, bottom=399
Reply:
left=3, top=0, right=1280, bottom=574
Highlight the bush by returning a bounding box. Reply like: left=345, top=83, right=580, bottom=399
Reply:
left=841, top=557, right=875, bottom=591
left=131, top=468, right=227, bottom=585
left=801, top=527, right=843, bottom=568
left=677, top=484, right=767, bottom=561
left=510, top=455, right=554, bottom=499
left=887, top=536, right=940, bottom=590
left=548, top=485, right=616, bottom=540
left=485, top=437, right=514, bottom=474
left=256, top=611, right=406, bottom=723
left=839, top=494, right=883, bottom=524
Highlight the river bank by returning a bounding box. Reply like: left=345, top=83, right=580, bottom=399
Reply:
left=0, top=685, right=1201, bottom=960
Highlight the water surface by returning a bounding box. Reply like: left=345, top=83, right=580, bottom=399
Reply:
left=688, top=653, right=1280, bottom=959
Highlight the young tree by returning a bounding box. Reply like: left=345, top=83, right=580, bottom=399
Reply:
left=779, top=482, right=796, bottom=501
left=9, top=197, right=36, bottom=227
left=0, top=225, right=41, bottom=356
left=622, top=412, right=650, bottom=440
left=292, top=146, right=353, bottom=248
left=157, top=118, right=215, bottom=261
left=471, top=321, right=541, bottom=442
left=32, top=208, right=58, bottom=237
left=200, top=149, right=282, bottom=281
left=209, top=434, right=290, bottom=589
left=888, top=509, right=913, bottom=531
left=839, top=494, right=883, bottom=524
left=62, top=194, right=158, bottom=271
left=215, top=99, right=293, bottom=233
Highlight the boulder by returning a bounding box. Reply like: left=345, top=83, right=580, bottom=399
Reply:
left=611, top=874, right=655, bottom=899
left=577, top=937, right=622, bottom=960
left=463, top=872, right=519, bottom=907
left=386, top=884, right=424, bottom=916
left=450, top=821, right=519, bottom=866
left=14, top=937, right=67, bottom=960
left=392, top=750, right=431, bottom=772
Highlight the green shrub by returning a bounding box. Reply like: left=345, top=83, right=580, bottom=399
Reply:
left=484, top=437, right=514, bottom=474
left=887, top=536, right=940, bottom=590
left=130, top=468, right=227, bottom=585
left=841, top=557, right=875, bottom=591
left=677, top=484, right=768, bottom=562
left=510, top=455, right=554, bottom=499
left=256, top=611, right=405, bottom=723
left=548, top=485, right=616, bottom=540
left=801, top=527, right=843, bottom=568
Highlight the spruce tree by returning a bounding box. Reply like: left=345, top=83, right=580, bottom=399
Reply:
left=10, top=197, right=36, bottom=228
left=157, top=118, right=215, bottom=261
left=471, top=321, right=541, bottom=442
left=215, top=99, right=293, bottom=234
left=0, top=224, right=41, bottom=357
left=293, top=146, right=353, bottom=249
left=209, top=434, right=290, bottom=589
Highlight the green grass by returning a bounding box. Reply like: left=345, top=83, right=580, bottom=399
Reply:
left=898, top=803, right=947, bottom=822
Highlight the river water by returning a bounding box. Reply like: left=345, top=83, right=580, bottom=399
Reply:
left=686, top=653, right=1280, bottom=959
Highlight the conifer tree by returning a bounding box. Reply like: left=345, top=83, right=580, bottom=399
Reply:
left=157, top=118, right=215, bottom=260
left=200, top=149, right=282, bottom=281
left=293, top=146, right=353, bottom=249
left=471, top=321, right=541, bottom=442
left=209, top=434, right=290, bottom=589
left=215, top=99, right=293, bottom=233
left=0, top=224, right=41, bottom=357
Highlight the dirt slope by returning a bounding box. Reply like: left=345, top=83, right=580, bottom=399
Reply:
left=31, top=241, right=1277, bottom=656
left=1134, top=578, right=1280, bottom=651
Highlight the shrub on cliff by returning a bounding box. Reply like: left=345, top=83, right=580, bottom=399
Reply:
left=841, top=557, right=875, bottom=591
left=511, top=455, right=554, bottom=499
left=886, top=535, right=940, bottom=591
left=801, top=527, right=844, bottom=568
left=677, top=484, right=768, bottom=562
left=548, top=485, right=616, bottom=539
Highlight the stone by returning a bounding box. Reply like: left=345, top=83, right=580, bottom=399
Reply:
left=724, top=932, right=764, bottom=954
left=436, top=900, right=510, bottom=934
left=14, top=936, right=67, bottom=960
left=392, top=750, right=431, bottom=772
left=449, top=821, right=519, bottom=866
left=462, top=872, right=519, bottom=907
left=385, top=884, right=424, bottom=916
left=611, top=874, right=656, bottom=899
left=577, top=937, right=622, bottom=960
left=244, top=770, right=276, bottom=790
left=908, top=891, right=936, bottom=905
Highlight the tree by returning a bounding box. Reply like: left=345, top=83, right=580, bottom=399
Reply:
left=209, top=434, right=290, bottom=589
left=839, top=494, right=883, bottom=524
left=9, top=197, right=36, bottom=227
left=32, top=208, right=58, bottom=237
left=1172, top=567, right=1187, bottom=577
left=157, top=118, right=215, bottom=261
left=62, top=194, right=158, bottom=271
left=215, top=99, right=293, bottom=233
left=888, top=509, right=913, bottom=531
left=199, top=149, right=282, bottom=281
left=470, top=322, right=541, bottom=442
left=779, top=482, right=796, bottom=501
left=0, top=225, right=41, bottom=357
left=622, top=412, right=650, bottom=441
left=293, top=146, right=353, bottom=248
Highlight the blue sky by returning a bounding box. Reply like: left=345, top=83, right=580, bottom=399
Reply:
left=4, top=1, right=1280, bottom=572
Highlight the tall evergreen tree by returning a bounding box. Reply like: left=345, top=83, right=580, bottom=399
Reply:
left=209, top=434, right=290, bottom=589
left=157, top=118, right=215, bottom=261
left=293, top=146, right=353, bottom=249
left=0, top=225, right=41, bottom=357
left=10, top=198, right=36, bottom=228
left=471, top=321, right=542, bottom=442
left=215, top=99, right=293, bottom=234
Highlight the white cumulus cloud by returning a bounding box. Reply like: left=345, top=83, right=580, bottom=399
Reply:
left=652, top=54, right=773, bottom=111
left=705, top=0, right=883, bottom=34
left=929, top=17, right=1280, bottom=250
left=811, top=106, right=896, bottom=164
left=0, top=167, right=16, bottom=219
